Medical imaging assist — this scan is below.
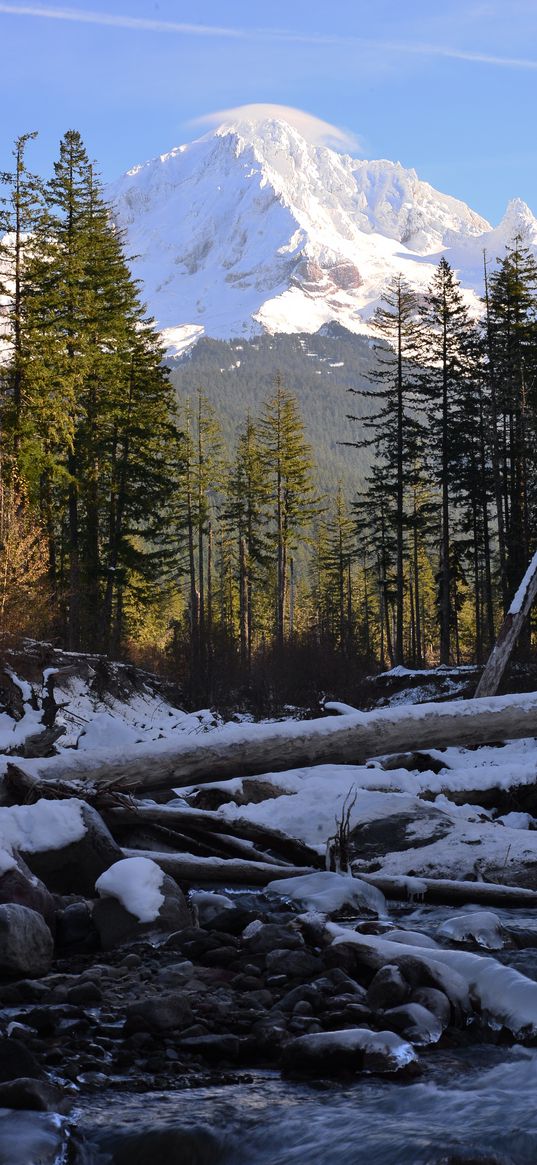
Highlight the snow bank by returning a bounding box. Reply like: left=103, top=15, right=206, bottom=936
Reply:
left=95, top=856, right=164, bottom=923
left=267, top=870, right=386, bottom=917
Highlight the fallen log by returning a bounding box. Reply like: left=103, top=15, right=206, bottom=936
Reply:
left=358, top=871, right=537, bottom=908
left=103, top=804, right=322, bottom=868
left=123, top=848, right=316, bottom=886
left=9, top=691, right=537, bottom=793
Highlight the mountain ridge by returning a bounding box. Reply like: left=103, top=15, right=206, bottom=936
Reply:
left=106, top=115, right=537, bottom=357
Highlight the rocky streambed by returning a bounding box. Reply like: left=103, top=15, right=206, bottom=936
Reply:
left=4, top=883, right=537, bottom=1164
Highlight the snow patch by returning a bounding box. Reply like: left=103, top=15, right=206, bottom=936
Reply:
left=95, top=856, right=164, bottom=923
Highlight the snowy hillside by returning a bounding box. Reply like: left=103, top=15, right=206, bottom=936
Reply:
left=107, top=113, right=537, bottom=356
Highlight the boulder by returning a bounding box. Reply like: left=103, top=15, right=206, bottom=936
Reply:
left=93, top=871, right=191, bottom=949
left=0, top=1038, right=44, bottom=1082
left=20, top=803, right=122, bottom=895
left=0, top=904, right=53, bottom=978
left=0, top=860, right=56, bottom=931
left=382, top=1002, right=443, bottom=1045
left=0, top=1078, right=69, bottom=1112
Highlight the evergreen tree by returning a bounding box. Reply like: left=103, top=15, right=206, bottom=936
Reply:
left=346, top=276, right=422, bottom=664
left=419, top=258, right=477, bottom=664
left=19, top=130, right=181, bottom=651
left=258, top=383, right=318, bottom=649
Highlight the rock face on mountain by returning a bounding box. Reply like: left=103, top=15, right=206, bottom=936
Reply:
left=106, top=114, right=537, bottom=356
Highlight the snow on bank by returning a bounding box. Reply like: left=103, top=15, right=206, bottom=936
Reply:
left=328, top=925, right=537, bottom=1037
left=95, top=856, right=164, bottom=923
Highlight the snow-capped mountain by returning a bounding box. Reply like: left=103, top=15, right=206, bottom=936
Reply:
left=107, top=115, right=537, bottom=356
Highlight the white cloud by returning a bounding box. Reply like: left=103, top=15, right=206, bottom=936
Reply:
left=192, top=104, right=362, bottom=153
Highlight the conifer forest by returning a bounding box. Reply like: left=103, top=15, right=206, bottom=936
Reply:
left=1, top=131, right=537, bottom=708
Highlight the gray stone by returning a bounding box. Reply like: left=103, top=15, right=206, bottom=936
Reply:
left=0, top=904, right=53, bottom=977
left=93, top=872, right=191, bottom=949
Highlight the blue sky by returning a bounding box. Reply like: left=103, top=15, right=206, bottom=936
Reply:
left=1, top=0, right=536, bottom=222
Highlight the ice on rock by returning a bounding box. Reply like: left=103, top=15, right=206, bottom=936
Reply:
left=267, top=870, right=386, bottom=917
left=438, top=911, right=507, bottom=950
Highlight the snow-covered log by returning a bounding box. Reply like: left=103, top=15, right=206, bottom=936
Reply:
left=358, top=872, right=537, bottom=908
left=476, top=551, right=537, bottom=697
left=122, top=848, right=316, bottom=886
left=9, top=691, right=537, bottom=792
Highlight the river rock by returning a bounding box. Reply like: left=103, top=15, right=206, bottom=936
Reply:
left=265, top=948, right=322, bottom=980
left=0, top=1037, right=44, bottom=1082
left=0, top=904, right=53, bottom=977
left=412, top=987, right=452, bottom=1029
left=242, top=922, right=305, bottom=955
left=93, top=872, right=191, bottom=949
left=0, top=1077, right=69, bottom=1112
left=124, top=992, right=193, bottom=1033
left=21, top=803, right=122, bottom=895
left=281, top=1027, right=417, bottom=1075
left=367, top=964, right=409, bottom=1010
left=381, top=1002, right=443, bottom=1045
left=56, top=901, right=99, bottom=952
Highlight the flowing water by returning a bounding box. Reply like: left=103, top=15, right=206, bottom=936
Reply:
left=7, top=901, right=537, bottom=1165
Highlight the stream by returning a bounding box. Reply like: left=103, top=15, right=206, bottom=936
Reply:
left=6, top=901, right=537, bottom=1165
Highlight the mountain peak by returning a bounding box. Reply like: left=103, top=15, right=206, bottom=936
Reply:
left=107, top=125, right=533, bottom=357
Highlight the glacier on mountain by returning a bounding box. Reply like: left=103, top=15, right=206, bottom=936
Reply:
left=104, top=114, right=537, bottom=355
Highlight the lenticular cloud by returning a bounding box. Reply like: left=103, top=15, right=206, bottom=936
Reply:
left=192, top=103, right=362, bottom=153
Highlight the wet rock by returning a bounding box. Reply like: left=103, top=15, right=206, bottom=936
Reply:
left=242, top=922, right=305, bottom=955
left=177, top=1034, right=241, bottom=1062
left=0, top=1077, right=70, bottom=1112
left=0, top=904, right=53, bottom=977
left=93, top=871, right=191, bottom=949
left=206, top=907, right=260, bottom=936
left=382, top=1002, right=443, bottom=1045
left=124, top=992, right=193, bottom=1033
left=282, top=1027, right=417, bottom=1075
left=66, top=980, right=102, bottom=1005
left=156, top=960, right=195, bottom=987
left=0, top=1037, right=44, bottom=1082
left=367, top=964, right=409, bottom=1010
left=412, top=987, right=451, bottom=1029
left=265, top=948, right=322, bottom=980
left=56, top=901, right=99, bottom=952
left=21, top=803, right=122, bottom=895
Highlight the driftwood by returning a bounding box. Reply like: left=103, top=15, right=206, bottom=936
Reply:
left=123, top=848, right=316, bottom=886
left=476, top=551, right=537, bottom=698
left=359, top=872, right=537, bottom=908
left=103, top=804, right=322, bottom=868
left=9, top=691, right=537, bottom=794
